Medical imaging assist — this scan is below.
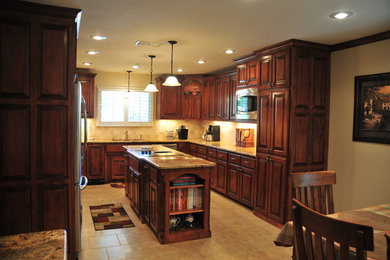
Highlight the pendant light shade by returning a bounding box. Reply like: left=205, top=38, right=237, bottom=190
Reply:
left=163, top=40, right=181, bottom=87
left=144, top=55, right=158, bottom=92
left=125, top=70, right=132, bottom=97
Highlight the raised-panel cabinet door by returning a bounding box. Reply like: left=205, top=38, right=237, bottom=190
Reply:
left=214, top=79, right=222, bottom=119
left=237, top=64, right=247, bottom=86
left=133, top=174, right=140, bottom=212
left=221, top=76, right=230, bottom=120
left=259, top=54, right=272, bottom=89
left=149, top=181, right=158, bottom=233
left=207, top=157, right=218, bottom=189
left=247, top=59, right=259, bottom=87
left=0, top=19, right=30, bottom=98
left=229, top=76, right=237, bottom=120
left=177, top=142, right=187, bottom=153
left=109, top=155, right=127, bottom=180
left=240, top=167, right=254, bottom=207
left=182, top=95, right=192, bottom=119
left=254, top=154, right=268, bottom=216
left=192, top=94, right=201, bottom=119
left=159, top=85, right=181, bottom=119
left=267, top=155, right=287, bottom=224
left=270, top=90, right=289, bottom=157
left=216, top=160, right=227, bottom=194
left=77, top=72, right=96, bottom=118
left=257, top=91, right=271, bottom=153
left=273, top=49, right=290, bottom=88
left=86, top=144, right=105, bottom=180
left=227, top=164, right=240, bottom=201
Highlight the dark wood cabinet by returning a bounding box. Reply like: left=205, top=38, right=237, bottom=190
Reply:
left=259, top=48, right=290, bottom=90
left=215, top=72, right=234, bottom=121
left=0, top=2, right=80, bottom=258
left=76, top=70, right=96, bottom=118
left=202, top=76, right=216, bottom=120
left=227, top=154, right=255, bottom=207
left=216, top=159, right=228, bottom=194
left=86, top=144, right=105, bottom=180
left=236, top=57, right=259, bottom=88
left=229, top=75, right=238, bottom=120
left=106, top=144, right=127, bottom=181
left=182, top=78, right=203, bottom=119
left=257, top=89, right=289, bottom=157
left=254, top=40, right=330, bottom=225
left=156, top=77, right=182, bottom=119
left=254, top=153, right=287, bottom=225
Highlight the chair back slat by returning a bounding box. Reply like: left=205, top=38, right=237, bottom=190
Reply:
left=292, top=199, right=374, bottom=260
left=292, top=170, right=336, bottom=215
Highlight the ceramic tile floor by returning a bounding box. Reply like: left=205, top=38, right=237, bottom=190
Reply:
left=78, top=184, right=292, bottom=260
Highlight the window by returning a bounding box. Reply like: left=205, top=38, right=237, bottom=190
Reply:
left=97, top=86, right=154, bottom=126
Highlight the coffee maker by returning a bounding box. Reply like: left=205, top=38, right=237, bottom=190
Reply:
left=177, top=125, right=188, bottom=140
left=208, top=125, right=220, bottom=141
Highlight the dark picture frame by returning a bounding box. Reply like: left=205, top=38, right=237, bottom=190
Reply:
left=353, top=72, right=390, bottom=144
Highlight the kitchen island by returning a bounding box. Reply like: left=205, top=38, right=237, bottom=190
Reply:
left=123, top=145, right=215, bottom=244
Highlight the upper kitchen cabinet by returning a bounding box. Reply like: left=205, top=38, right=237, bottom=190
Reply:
left=0, top=1, right=79, bottom=258
left=76, top=70, right=96, bottom=118
left=156, top=76, right=182, bottom=119
left=202, top=76, right=216, bottom=120
left=182, top=77, right=203, bottom=119
left=258, top=48, right=290, bottom=90
left=234, top=54, right=259, bottom=88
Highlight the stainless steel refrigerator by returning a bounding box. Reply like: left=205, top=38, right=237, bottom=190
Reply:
left=73, top=82, right=88, bottom=254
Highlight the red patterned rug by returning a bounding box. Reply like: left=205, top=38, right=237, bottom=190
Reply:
left=89, top=203, right=135, bottom=231
left=110, top=183, right=125, bottom=189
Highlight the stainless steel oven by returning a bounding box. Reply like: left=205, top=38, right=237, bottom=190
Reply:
left=235, top=87, right=258, bottom=120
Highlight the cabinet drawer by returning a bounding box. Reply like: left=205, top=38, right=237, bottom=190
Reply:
left=216, top=151, right=228, bottom=161
left=207, top=148, right=217, bottom=158
left=241, top=156, right=256, bottom=169
left=189, top=143, right=197, bottom=153
left=228, top=154, right=241, bottom=164
left=198, top=154, right=207, bottom=160
left=198, top=145, right=207, bottom=155
left=107, top=144, right=126, bottom=153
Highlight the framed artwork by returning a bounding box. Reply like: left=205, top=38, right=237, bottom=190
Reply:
left=353, top=72, right=390, bottom=144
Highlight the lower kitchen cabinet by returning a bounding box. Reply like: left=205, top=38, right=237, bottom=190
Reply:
left=254, top=153, right=287, bottom=226
left=106, top=144, right=127, bottom=181
left=177, top=142, right=188, bottom=153
left=215, top=159, right=228, bottom=194
left=86, top=144, right=105, bottom=181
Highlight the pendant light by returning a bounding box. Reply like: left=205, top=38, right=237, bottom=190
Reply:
left=125, top=70, right=132, bottom=97
left=144, top=55, right=158, bottom=92
left=162, top=40, right=181, bottom=86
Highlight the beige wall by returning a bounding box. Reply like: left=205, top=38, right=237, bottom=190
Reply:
left=329, top=39, right=390, bottom=211
left=87, top=70, right=257, bottom=144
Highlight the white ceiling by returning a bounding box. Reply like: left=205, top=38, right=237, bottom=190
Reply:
left=26, top=0, right=390, bottom=75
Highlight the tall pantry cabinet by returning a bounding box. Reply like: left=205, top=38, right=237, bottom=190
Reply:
left=253, top=40, right=330, bottom=226
left=0, top=2, right=79, bottom=258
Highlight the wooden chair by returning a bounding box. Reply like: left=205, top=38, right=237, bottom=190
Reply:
left=291, top=170, right=336, bottom=215
left=292, top=198, right=374, bottom=260
left=385, top=231, right=390, bottom=260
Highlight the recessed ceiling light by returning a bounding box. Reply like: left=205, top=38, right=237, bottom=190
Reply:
left=90, top=35, right=106, bottom=40
left=197, top=60, right=206, bottom=64
left=329, top=11, right=353, bottom=20
left=225, top=49, right=235, bottom=54
left=177, top=68, right=183, bottom=72
left=132, top=64, right=140, bottom=69
left=86, top=51, right=99, bottom=55
left=82, top=62, right=92, bottom=66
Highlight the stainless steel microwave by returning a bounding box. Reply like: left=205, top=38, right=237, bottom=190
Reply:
left=235, top=87, right=258, bottom=120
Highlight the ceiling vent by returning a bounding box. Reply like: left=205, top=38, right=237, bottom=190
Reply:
left=134, top=41, right=162, bottom=47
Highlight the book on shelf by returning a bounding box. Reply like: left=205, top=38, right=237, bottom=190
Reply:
left=170, top=187, right=202, bottom=211
left=171, top=175, right=197, bottom=186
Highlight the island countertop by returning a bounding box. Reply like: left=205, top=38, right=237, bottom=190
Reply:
left=124, top=144, right=216, bottom=170
left=0, top=229, right=67, bottom=260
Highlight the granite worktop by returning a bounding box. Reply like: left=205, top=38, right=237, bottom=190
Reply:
left=0, top=229, right=66, bottom=260
left=124, top=145, right=216, bottom=170
left=89, top=138, right=256, bottom=157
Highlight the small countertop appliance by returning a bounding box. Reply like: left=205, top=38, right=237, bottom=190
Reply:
left=177, top=125, right=188, bottom=140
left=208, top=125, right=220, bottom=141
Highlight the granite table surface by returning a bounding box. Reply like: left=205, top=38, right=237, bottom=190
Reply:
left=124, top=144, right=216, bottom=170
left=89, top=138, right=256, bottom=157
left=0, top=229, right=66, bottom=260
